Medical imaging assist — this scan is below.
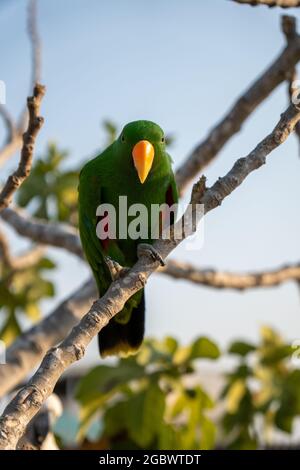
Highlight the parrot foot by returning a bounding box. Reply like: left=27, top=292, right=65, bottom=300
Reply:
left=137, top=243, right=165, bottom=267
left=105, top=256, right=130, bottom=281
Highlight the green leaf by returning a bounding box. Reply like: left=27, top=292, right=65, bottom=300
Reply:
left=158, top=423, right=180, bottom=450
left=199, top=416, right=216, bottom=450
left=260, top=325, right=282, bottom=346
left=222, top=387, right=254, bottom=433
left=260, top=345, right=294, bottom=365
left=163, top=336, right=178, bottom=355
left=103, top=400, right=128, bottom=438
left=274, top=370, right=300, bottom=433
left=228, top=430, right=257, bottom=450
left=173, top=337, right=220, bottom=365
left=24, top=303, right=41, bottom=322
left=190, top=337, right=220, bottom=360
left=173, top=345, right=192, bottom=365
left=127, top=382, right=165, bottom=447
left=17, top=142, right=79, bottom=224
left=76, top=362, right=145, bottom=439
left=0, top=312, right=21, bottom=346
left=37, top=257, right=56, bottom=270
left=76, top=362, right=145, bottom=405
left=228, top=341, right=256, bottom=357
left=275, top=408, right=293, bottom=433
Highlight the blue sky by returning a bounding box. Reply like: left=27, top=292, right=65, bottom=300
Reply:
left=1, top=0, right=300, bottom=366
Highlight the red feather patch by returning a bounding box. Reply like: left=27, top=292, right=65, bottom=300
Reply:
left=97, top=210, right=110, bottom=251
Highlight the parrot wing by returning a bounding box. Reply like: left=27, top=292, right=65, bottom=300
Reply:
left=78, top=160, right=111, bottom=293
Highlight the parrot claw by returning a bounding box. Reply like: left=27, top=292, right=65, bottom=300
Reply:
left=104, top=256, right=130, bottom=281
left=137, top=243, right=165, bottom=266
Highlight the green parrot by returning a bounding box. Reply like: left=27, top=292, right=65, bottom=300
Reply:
left=78, top=120, right=178, bottom=357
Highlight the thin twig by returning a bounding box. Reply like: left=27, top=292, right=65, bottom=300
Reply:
left=281, top=15, right=300, bottom=154
left=17, top=0, right=42, bottom=131
left=161, top=260, right=300, bottom=290
left=11, top=245, right=45, bottom=271
left=232, top=0, right=300, bottom=7
left=0, top=84, right=45, bottom=212
left=0, top=0, right=42, bottom=166
left=0, top=206, right=83, bottom=258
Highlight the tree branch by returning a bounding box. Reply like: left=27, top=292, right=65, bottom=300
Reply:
left=281, top=15, right=300, bottom=154
left=161, top=260, right=300, bottom=290
left=175, top=21, right=300, bottom=193
left=10, top=245, right=45, bottom=271
left=0, top=207, right=83, bottom=258
left=0, top=278, right=97, bottom=398
left=0, top=0, right=42, bottom=167
left=232, top=0, right=300, bottom=7
left=0, top=225, right=45, bottom=271
left=17, top=0, right=42, bottom=132
left=0, top=103, right=299, bottom=449
left=0, top=84, right=45, bottom=213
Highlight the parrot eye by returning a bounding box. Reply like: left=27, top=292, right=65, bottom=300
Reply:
left=161, top=136, right=165, bottom=143
left=121, top=134, right=125, bottom=142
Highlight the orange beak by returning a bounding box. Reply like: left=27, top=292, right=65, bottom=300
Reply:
left=132, top=140, right=154, bottom=184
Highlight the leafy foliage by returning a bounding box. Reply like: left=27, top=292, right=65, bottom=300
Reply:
left=0, top=256, right=56, bottom=345
left=76, top=336, right=219, bottom=450
left=76, top=327, right=300, bottom=450
left=17, top=143, right=79, bottom=226
left=222, top=326, right=300, bottom=448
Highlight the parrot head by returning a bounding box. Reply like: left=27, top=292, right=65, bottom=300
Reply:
left=117, top=120, right=166, bottom=184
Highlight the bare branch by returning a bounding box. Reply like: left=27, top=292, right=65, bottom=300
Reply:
left=0, top=84, right=45, bottom=213
left=0, top=278, right=97, bottom=398
left=0, top=103, right=299, bottom=449
left=0, top=207, right=83, bottom=258
left=175, top=24, right=300, bottom=193
left=18, top=0, right=42, bottom=132
left=0, top=0, right=42, bottom=167
left=200, top=104, right=300, bottom=212
left=161, top=260, right=300, bottom=290
left=281, top=15, right=300, bottom=153
left=11, top=245, right=45, bottom=271
left=17, top=394, right=62, bottom=450
left=232, top=0, right=300, bottom=7
left=0, top=226, right=45, bottom=271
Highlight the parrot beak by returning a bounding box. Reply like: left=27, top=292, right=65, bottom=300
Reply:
left=132, top=140, right=154, bottom=184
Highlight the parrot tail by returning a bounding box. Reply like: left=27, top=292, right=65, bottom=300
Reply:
left=98, top=291, right=145, bottom=358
